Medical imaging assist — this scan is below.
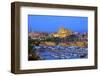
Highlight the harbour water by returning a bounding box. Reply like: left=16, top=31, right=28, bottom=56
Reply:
left=32, top=45, right=88, bottom=60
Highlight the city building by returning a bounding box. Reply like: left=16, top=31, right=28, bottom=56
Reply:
left=28, top=32, right=48, bottom=39
left=51, top=27, right=72, bottom=38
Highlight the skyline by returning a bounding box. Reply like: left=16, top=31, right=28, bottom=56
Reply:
left=28, top=15, right=88, bottom=33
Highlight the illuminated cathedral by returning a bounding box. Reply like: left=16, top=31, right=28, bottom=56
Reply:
left=52, top=26, right=72, bottom=38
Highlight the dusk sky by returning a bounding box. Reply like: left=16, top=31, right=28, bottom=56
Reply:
left=28, top=15, right=88, bottom=33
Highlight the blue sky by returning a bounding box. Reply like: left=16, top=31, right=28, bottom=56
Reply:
left=28, top=15, right=88, bottom=33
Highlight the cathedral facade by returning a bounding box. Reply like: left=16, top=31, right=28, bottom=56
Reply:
left=52, top=27, right=72, bottom=38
